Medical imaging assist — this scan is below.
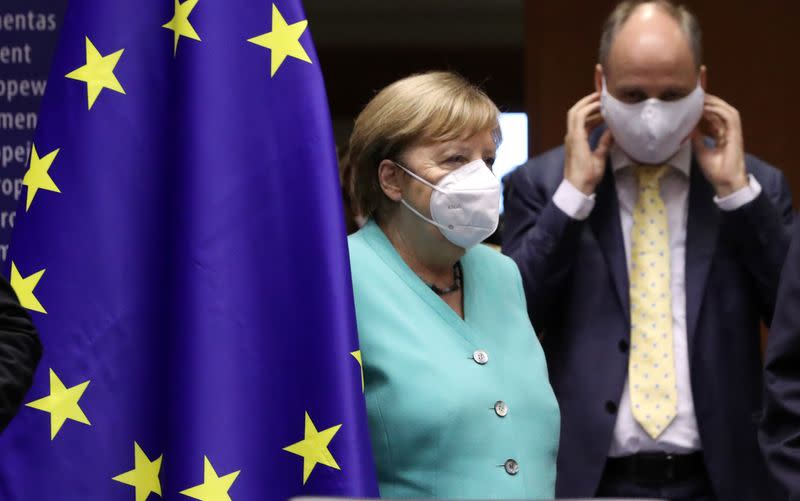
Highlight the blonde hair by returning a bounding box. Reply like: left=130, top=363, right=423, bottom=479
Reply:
left=345, top=71, right=500, bottom=219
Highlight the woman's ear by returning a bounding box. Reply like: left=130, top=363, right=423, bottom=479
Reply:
left=378, top=160, right=404, bottom=202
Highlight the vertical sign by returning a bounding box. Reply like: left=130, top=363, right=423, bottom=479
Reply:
left=0, top=1, right=66, bottom=267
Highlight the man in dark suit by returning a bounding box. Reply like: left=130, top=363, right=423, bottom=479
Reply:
left=502, top=1, right=794, bottom=499
left=760, top=220, right=800, bottom=499
left=0, top=273, right=41, bottom=430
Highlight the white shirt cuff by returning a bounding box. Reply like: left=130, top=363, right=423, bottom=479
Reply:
left=714, top=174, right=762, bottom=211
left=553, top=179, right=596, bottom=220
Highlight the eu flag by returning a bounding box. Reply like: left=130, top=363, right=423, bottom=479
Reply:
left=0, top=1, right=379, bottom=499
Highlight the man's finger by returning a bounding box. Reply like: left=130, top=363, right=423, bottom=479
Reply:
left=704, top=102, right=741, bottom=130
left=568, top=93, right=600, bottom=132
left=575, top=101, right=602, bottom=123
left=691, top=129, right=710, bottom=156
left=696, top=114, right=717, bottom=138
left=703, top=103, right=734, bottom=122
left=585, top=111, right=604, bottom=128
left=704, top=93, right=733, bottom=110
left=572, top=92, right=600, bottom=110
left=570, top=101, right=602, bottom=141
left=704, top=105, right=743, bottom=148
left=700, top=108, right=727, bottom=138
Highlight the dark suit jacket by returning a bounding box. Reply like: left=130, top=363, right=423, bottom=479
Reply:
left=0, top=274, right=41, bottom=431
left=502, top=136, right=794, bottom=500
left=761, top=218, right=800, bottom=500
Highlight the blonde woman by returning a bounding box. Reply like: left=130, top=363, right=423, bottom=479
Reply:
left=345, top=72, right=560, bottom=499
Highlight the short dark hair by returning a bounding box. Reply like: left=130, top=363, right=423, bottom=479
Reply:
left=599, top=0, right=703, bottom=70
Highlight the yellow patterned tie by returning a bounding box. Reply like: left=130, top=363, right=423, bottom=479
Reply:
left=629, top=165, right=676, bottom=439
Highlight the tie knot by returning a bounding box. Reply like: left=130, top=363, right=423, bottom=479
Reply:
left=635, top=165, right=669, bottom=190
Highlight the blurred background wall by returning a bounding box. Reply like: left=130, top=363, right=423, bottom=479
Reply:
left=305, top=0, right=525, bottom=147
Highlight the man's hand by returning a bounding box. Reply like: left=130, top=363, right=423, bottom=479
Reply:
left=692, top=94, right=749, bottom=197
left=564, top=92, right=613, bottom=195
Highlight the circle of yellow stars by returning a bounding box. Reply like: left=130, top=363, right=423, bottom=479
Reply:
left=11, top=2, right=364, bottom=498
left=16, top=0, right=317, bottom=310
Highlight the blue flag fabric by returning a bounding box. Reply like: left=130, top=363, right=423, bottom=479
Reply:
left=0, top=1, right=379, bottom=499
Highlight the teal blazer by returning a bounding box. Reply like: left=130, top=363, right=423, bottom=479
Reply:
left=349, top=220, right=560, bottom=499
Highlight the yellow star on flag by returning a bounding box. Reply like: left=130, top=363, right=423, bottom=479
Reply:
left=112, top=442, right=163, bottom=501
left=162, top=0, right=201, bottom=56
left=247, top=3, right=312, bottom=77
left=350, top=350, right=364, bottom=392
left=10, top=262, right=46, bottom=313
left=283, top=412, right=341, bottom=484
left=25, top=368, right=90, bottom=439
left=65, top=37, right=125, bottom=110
left=179, top=456, right=240, bottom=501
left=22, top=145, right=60, bottom=211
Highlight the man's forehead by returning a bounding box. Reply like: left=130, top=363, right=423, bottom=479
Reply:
left=605, top=32, right=697, bottom=83
left=608, top=6, right=695, bottom=69
left=606, top=57, right=697, bottom=81
left=605, top=58, right=699, bottom=88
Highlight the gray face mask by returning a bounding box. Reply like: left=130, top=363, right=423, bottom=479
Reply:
left=395, top=159, right=500, bottom=249
left=601, top=78, right=705, bottom=165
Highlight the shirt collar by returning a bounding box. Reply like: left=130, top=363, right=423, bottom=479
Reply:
left=610, top=140, right=692, bottom=177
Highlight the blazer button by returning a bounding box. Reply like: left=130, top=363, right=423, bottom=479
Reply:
left=618, top=339, right=629, bottom=353
left=606, top=401, right=618, bottom=414
left=473, top=349, right=489, bottom=365
left=494, top=400, right=508, bottom=417
left=504, top=458, right=519, bottom=475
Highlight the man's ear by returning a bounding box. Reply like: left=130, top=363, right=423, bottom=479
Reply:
left=699, top=65, right=708, bottom=90
left=594, top=64, right=604, bottom=93
left=378, top=160, right=404, bottom=202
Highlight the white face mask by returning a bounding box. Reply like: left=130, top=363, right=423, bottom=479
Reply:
left=601, top=78, right=705, bottom=165
left=395, top=159, right=500, bottom=249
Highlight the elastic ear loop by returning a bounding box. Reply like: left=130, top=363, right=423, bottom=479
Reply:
left=393, top=161, right=453, bottom=231
left=393, top=161, right=447, bottom=193
left=400, top=199, right=454, bottom=231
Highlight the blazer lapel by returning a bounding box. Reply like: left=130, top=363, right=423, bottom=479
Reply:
left=589, top=162, right=630, bottom=326
left=685, top=158, right=720, bottom=347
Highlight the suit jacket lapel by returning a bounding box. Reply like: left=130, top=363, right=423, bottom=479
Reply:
left=685, top=158, right=720, bottom=347
left=589, top=161, right=630, bottom=326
